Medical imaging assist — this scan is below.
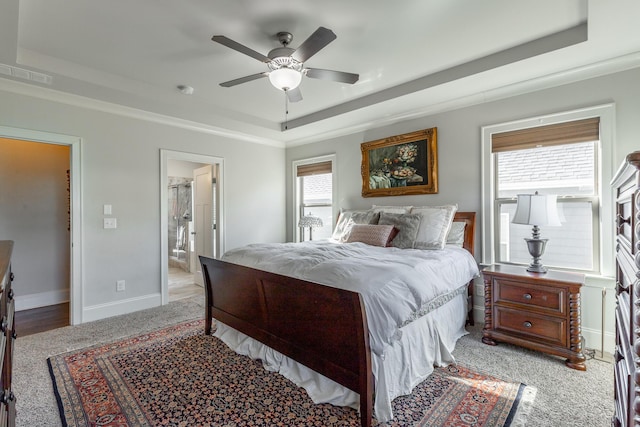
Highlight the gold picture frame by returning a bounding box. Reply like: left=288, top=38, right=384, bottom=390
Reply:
left=361, top=128, right=438, bottom=197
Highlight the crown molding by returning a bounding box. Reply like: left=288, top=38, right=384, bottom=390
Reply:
left=0, top=77, right=285, bottom=148
left=2, top=50, right=639, bottom=150
left=284, top=51, right=640, bottom=148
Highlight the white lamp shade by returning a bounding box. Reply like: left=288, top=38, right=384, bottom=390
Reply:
left=268, top=68, right=302, bottom=91
left=512, top=193, right=562, bottom=226
left=298, top=214, right=323, bottom=229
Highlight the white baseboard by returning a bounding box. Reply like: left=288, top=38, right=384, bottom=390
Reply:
left=81, top=294, right=162, bottom=324
left=582, top=325, right=615, bottom=356
left=15, top=289, right=69, bottom=311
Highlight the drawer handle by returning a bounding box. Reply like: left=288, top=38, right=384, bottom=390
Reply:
left=1, top=391, right=14, bottom=404
left=523, top=293, right=532, bottom=301
left=617, top=281, right=629, bottom=294
left=617, top=214, right=631, bottom=228
left=523, top=321, right=533, bottom=328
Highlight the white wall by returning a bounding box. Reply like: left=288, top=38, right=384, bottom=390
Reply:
left=0, top=88, right=286, bottom=320
left=167, top=159, right=206, bottom=178
left=285, top=66, right=640, bottom=355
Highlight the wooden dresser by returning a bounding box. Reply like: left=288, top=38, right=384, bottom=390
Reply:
left=611, top=151, right=640, bottom=427
left=482, top=264, right=586, bottom=370
left=0, top=241, right=15, bottom=426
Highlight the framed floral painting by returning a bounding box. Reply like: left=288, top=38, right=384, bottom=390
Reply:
left=361, top=128, right=438, bottom=197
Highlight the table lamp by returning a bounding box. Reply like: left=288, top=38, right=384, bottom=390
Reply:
left=298, top=214, right=323, bottom=241
left=512, top=191, right=562, bottom=273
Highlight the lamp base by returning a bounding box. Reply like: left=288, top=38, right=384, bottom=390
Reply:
left=525, top=237, right=548, bottom=274
left=526, top=262, right=548, bottom=274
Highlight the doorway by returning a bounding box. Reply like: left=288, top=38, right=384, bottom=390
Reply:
left=0, top=125, right=82, bottom=325
left=160, top=150, right=223, bottom=305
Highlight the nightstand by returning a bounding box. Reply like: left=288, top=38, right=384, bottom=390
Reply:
left=482, top=264, right=586, bottom=370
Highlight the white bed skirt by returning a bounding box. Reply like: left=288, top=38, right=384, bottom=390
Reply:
left=213, top=292, right=468, bottom=422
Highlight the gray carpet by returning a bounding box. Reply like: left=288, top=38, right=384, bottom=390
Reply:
left=15, top=296, right=612, bottom=426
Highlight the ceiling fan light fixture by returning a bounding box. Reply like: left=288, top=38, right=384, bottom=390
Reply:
left=268, top=67, right=302, bottom=91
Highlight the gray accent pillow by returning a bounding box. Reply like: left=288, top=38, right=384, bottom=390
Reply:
left=332, top=210, right=380, bottom=242
left=352, top=210, right=380, bottom=225
left=378, top=212, right=422, bottom=249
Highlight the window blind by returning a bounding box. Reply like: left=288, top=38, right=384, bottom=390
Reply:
left=491, top=117, right=600, bottom=153
left=296, top=161, right=332, bottom=177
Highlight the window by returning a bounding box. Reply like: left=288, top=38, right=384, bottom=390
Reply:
left=293, top=155, right=336, bottom=242
left=481, top=105, right=615, bottom=276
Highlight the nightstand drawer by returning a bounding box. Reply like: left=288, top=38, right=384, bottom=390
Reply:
left=493, top=278, right=564, bottom=314
left=494, top=306, right=567, bottom=346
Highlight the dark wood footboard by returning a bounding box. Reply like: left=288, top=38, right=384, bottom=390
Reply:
left=199, top=257, right=373, bottom=427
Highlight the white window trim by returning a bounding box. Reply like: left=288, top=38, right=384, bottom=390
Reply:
left=480, top=103, right=615, bottom=277
left=292, top=154, right=337, bottom=243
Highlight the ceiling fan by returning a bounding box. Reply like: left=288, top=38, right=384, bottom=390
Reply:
left=212, top=27, right=359, bottom=102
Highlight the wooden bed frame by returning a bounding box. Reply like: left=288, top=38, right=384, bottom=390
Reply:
left=199, top=211, right=476, bottom=427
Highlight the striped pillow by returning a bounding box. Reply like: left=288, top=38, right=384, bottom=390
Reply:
left=345, top=224, right=397, bottom=247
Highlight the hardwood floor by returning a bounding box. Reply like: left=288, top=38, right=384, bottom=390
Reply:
left=168, top=267, right=204, bottom=301
left=15, top=272, right=203, bottom=337
left=15, top=302, right=70, bottom=337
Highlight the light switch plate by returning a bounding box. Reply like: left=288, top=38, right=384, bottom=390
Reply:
left=103, top=204, right=112, bottom=215
left=103, top=218, right=117, bottom=229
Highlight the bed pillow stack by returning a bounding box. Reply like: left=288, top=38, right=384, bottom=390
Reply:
left=333, top=204, right=460, bottom=249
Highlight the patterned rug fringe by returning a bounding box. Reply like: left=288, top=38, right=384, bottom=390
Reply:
left=507, top=385, right=537, bottom=427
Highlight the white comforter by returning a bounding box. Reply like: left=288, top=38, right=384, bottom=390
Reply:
left=221, top=240, right=479, bottom=358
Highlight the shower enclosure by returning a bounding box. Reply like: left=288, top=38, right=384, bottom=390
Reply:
left=168, top=177, right=193, bottom=272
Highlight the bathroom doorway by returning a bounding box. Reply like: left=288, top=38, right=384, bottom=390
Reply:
left=161, top=150, right=223, bottom=304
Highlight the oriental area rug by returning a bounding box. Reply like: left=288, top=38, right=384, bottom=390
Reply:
left=48, top=319, right=535, bottom=426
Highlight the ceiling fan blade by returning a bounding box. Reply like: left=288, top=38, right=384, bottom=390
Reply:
left=286, top=87, right=303, bottom=103
left=291, top=27, right=337, bottom=62
left=212, top=35, right=271, bottom=63
left=219, top=72, right=268, bottom=87
left=305, top=68, right=359, bottom=84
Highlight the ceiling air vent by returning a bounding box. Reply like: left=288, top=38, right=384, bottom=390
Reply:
left=0, top=63, right=52, bottom=85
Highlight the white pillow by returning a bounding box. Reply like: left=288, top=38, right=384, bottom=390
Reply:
left=371, top=205, right=413, bottom=214
left=410, top=205, right=458, bottom=249
left=446, top=221, right=466, bottom=247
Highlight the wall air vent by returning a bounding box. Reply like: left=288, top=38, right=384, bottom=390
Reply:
left=0, top=63, right=52, bottom=85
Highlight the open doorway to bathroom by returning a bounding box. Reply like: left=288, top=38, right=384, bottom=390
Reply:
left=167, top=174, right=199, bottom=301
left=161, top=150, right=223, bottom=305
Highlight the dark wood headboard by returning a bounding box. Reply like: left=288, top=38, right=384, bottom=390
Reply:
left=453, top=211, right=476, bottom=256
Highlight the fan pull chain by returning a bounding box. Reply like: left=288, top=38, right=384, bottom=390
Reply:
left=284, top=90, right=289, bottom=130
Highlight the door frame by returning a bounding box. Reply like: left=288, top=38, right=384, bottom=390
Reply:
left=160, top=150, right=224, bottom=305
left=0, top=125, right=83, bottom=325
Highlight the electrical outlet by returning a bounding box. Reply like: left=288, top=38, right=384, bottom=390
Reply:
left=104, top=217, right=117, bottom=229
left=116, top=280, right=125, bottom=292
